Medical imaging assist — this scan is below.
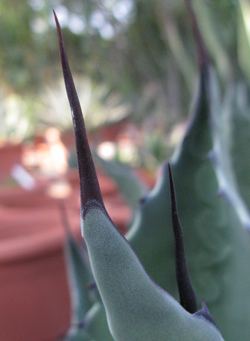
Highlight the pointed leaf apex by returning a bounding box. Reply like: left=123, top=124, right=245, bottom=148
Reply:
left=168, top=163, right=198, bottom=314
left=54, top=11, right=105, bottom=218
left=184, top=0, right=209, bottom=69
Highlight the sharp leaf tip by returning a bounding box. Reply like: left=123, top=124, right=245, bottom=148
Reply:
left=54, top=10, right=105, bottom=218
left=168, top=164, right=198, bottom=314
left=184, top=0, right=208, bottom=68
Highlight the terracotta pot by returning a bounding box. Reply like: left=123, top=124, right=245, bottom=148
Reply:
left=0, top=143, right=23, bottom=182
left=0, top=202, right=82, bottom=341
left=0, top=184, right=58, bottom=209
left=93, top=119, right=129, bottom=142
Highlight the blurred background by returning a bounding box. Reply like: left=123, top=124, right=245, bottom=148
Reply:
left=1, top=0, right=248, bottom=172
left=0, top=0, right=250, bottom=340
left=1, top=0, right=247, bottom=171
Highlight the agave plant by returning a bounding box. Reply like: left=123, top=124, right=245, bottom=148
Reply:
left=54, top=3, right=226, bottom=339
left=126, top=4, right=250, bottom=341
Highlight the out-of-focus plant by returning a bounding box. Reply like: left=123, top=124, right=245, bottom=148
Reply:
left=37, top=76, right=131, bottom=132
left=0, top=92, right=36, bottom=143
left=1, top=0, right=246, bottom=144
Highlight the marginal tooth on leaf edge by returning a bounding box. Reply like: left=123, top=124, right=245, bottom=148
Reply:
left=194, top=299, right=218, bottom=329
left=168, top=163, right=198, bottom=314
left=53, top=11, right=105, bottom=217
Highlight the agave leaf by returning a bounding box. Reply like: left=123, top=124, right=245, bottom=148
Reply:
left=191, top=0, right=232, bottom=81
left=60, top=202, right=113, bottom=341
left=126, top=61, right=216, bottom=300
left=63, top=328, right=94, bottom=341
left=168, top=164, right=220, bottom=329
left=127, top=2, right=250, bottom=340
left=82, top=202, right=223, bottom=340
left=169, top=54, right=250, bottom=341
left=62, top=204, right=93, bottom=314
left=83, top=302, right=114, bottom=341
left=238, top=0, right=250, bottom=85
left=64, top=235, right=114, bottom=341
left=54, top=10, right=224, bottom=341
left=66, top=297, right=114, bottom=341
left=54, top=25, right=114, bottom=339
left=209, top=83, right=250, bottom=228
left=64, top=302, right=114, bottom=341
left=126, top=62, right=250, bottom=341
left=228, top=82, right=250, bottom=211
left=54, top=12, right=104, bottom=217
left=59, top=201, right=94, bottom=339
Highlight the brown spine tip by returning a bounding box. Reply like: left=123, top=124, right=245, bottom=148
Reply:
left=168, top=163, right=198, bottom=314
left=53, top=11, right=105, bottom=217
left=184, top=0, right=209, bottom=69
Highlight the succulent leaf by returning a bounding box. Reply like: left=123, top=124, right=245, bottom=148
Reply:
left=168, top=165, right=219, bottom=331
left=59, top=201, right=98, bottom=340
left=205, top=81, right=250, bottom=229
left=227, top=82, right=250, bottom=213
left=82, top=204, right=224, bottom=340
left=83, top=302, right=114, bottom=341
left=184, top=0, right=209, bottom=68
left=126, top=2, right=250, bottom=340
left=54, top=10, right=224, bottom=341
left=63, top=328, right=94, bottom=341
left=53, top=10, right=105, bottom=218
left=169, top=60, right=250, bottom=341
left=60, top=201, right=93, bottom=321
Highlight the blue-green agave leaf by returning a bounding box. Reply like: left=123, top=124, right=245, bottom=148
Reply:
left=168, top=164, right=218, bottom=328
left=54, top=13, right=113, bottom=341
left=126, top=2, right=250, bottom=340
left=61, top=201, right=93, bottom=316
left=63, top=328, right=94, bottom=341
left=59, top=201, right=94, bottom=340
left=169, top=63, right=250, bottom=341
left=82, top=203, right=224, bottom=340
left=54, top=10, right=224, bottom=341
left=227, top=82, right=250, bottom=213
left=207, top=82, right=250, bottom=229
left=66, top=299, right=114, bottom=341
left=82, top=302, right=114, bottom=341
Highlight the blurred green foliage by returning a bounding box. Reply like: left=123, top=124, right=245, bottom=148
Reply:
left=0, top=0, right=249, bottom=143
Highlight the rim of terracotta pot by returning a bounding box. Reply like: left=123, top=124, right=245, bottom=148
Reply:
left=0, top=168, right=131, bottom=265
left=0, top=204, right=81, bottom=264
